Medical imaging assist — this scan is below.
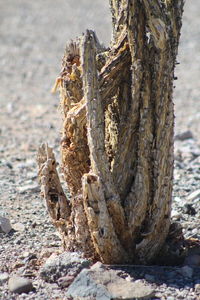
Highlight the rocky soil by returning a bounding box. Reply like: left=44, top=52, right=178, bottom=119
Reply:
left=0, top=1, right=200, bottom=299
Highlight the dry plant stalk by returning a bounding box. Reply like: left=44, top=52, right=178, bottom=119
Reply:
left=37, top=0, right=185, bottom=264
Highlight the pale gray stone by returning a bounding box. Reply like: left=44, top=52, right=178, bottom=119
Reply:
left=12, top=222, right=25, bottom=232
left=66, top=268, right=155, bottom=300
left=8, top=276, right=34, bottom=294
left=17, top=183, right=40, bottom=194
left=187, top=189, right=200, bottom=201
left=0, top=273, right=9, bottom=285
left=0, top=216, right=12, bottom=234
left=174, top=196, right=182, bottom=202
left=27, top=171, right=37, bottom=179
left=91, top=262, right=106, bottom=270
left=175, top=130, right=193, bottom=141
left=108, top=279, right=155, bottom=300
left=171, top=210, right=181, bottom=219
left=195, top=283, right=200, bottom=292
left=66, top=269, right=113, bottom=300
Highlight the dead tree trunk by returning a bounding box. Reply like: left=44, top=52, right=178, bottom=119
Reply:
left=37, top=0, right=184, bottom=264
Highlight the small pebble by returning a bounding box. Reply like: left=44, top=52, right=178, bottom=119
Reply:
left=17, top=184, right=40, bottom=194
left=8, top=276, right=34, bottom=294
left=0, top=273, right=9, bottom=285
left=171, top=210, right=181, bottom=219
left=12, top=222, right=25, bottom=232
left=187, top=189, right=200, bottom=201
left=0, top=216, right=12, bottom=234
left=175, top=130, right=193, bottom=141
left=90, top=261, right=105, bottom=270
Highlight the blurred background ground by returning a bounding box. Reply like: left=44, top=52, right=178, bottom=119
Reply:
left=0, top=1, right=200, bottom=153
left=0, top=1, right=200, bottom=299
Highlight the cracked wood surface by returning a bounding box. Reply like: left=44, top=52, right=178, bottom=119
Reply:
left=38, top=0, right=185, bottom=264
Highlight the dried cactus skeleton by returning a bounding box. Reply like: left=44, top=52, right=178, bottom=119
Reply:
left=37, top=1, right=185, bottom=264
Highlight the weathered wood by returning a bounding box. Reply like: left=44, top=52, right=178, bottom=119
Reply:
left=38, top=0, right=185, bottom=264
left=37, top=144, right=71, bottom=242
left=37, top=143, right=96, bottom=258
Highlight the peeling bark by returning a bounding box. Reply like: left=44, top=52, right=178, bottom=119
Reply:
left=38, top=0, right=185, bottom=264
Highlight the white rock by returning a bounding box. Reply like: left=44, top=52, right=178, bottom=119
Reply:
left=12, top=222, right=25, bottom=232
left=91, top=261, right=105, bottom=270
left=108, top=279, right=155, bottom=299
left=27, top=172, right=37, bottom=179
left=187, top=189, right=200, bottom=201
left=24, top=159, right=36, bottom=167
left=195, top=283, right=200, bottom=292
left=0, top=216, right=12, bottom=234
left=0, top=273, right=9, bottom=285
left=174, top=197, right=182, bottom=202
left=66, top=268, right=155, bottom=300
left=171, top=210, right=181, bottom=219
left=166, top=297, right=175, bottom=300
left=173, top=170, right=180, bottom=180
left=17, top=184, right=39, bottom=194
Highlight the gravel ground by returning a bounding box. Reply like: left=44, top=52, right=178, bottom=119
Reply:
left=0, top=1, right=200, bottom=299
